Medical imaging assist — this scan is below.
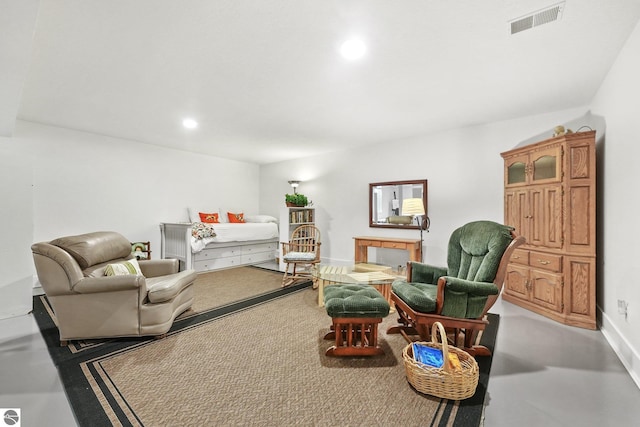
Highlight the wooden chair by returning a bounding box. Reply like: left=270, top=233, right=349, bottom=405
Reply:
left=387, top=221, right=524, bottom=356
left=281, top=225, right=321, bottom=287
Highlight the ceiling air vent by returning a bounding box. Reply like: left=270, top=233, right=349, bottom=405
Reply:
left=510, top=2, right=565, bottom=35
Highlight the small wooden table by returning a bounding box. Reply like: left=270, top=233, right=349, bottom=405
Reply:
left=353, top=236, right=421, bottom=264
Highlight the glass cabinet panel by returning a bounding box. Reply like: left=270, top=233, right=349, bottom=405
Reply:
left=507, top=162, right=526, bottom=184
left=533, top=155, right=557, bottom=181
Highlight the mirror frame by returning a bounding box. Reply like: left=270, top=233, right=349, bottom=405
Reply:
left=369, top=179, right=428, bottom=229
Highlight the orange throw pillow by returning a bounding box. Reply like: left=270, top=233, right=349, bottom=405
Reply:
left=199, top=212, right=220, bottom=223
left=227, top=212, right=245, bottom=223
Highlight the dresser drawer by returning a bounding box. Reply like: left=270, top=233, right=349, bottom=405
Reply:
left=382, top=241, right=408, bottom=250
left=529, top=251, right=562, bottom=272
left=359, top=239, right=382, bottom=248
left=241, top=242, right=277, bottom=255
left=509, top=248, right=529, bottom=266
left=194, top=255, right=240, bottom=271
left=241, top=251, right=274, bottom=264
left=199, top=246, right=241, bottom=259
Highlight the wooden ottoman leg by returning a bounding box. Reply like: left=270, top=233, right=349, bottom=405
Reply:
left=323, top=284, right=390, bottom=357
left=325, top=317, right=385, bottom=357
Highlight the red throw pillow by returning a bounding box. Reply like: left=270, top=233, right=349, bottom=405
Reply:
left=199, top=212, right=220, bottom=223
left=227, top=212, right=245, bottom=223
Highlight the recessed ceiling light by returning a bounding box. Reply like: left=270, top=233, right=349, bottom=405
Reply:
left=339, top=39, right=366, bottom=60
left=182, top=118, right=198, bottom=129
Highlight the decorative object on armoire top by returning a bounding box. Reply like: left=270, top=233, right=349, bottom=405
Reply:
left=552, top=125, right=574, bottom=137
left=501, top=130, right=596, bottom=329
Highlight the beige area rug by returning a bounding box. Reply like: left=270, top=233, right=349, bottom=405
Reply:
left=34, top=267, right=495, bottom=426
left=88, top=290, right=467, bottom=426
left=181, top=266, right=286, bottom=316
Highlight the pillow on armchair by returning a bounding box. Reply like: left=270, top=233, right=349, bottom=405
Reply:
left=104, top=259, right=144, bottom=276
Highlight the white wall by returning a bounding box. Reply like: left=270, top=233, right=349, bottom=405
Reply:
left=259, top=106, right=590, bottom=268
left=17, top=121, right=261, bottom=246
left=0, top=136, right=34, bottom=319
left=0, top=0, right=39, bottom=136
left=6, top=120, right=261, bottom=295
left=590, top=19, right=640, bottom=387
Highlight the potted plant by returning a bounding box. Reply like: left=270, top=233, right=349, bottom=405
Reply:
left=285, top=193, right=308, bottom=207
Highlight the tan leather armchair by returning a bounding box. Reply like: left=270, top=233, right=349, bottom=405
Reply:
left=31, top=231, right=197, bottom=345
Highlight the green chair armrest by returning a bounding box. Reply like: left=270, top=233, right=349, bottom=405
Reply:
left=441, top=276, right=499, bottom=296
left=438, top=276, right=499, bottom=318
left=409, top=262, right=448, bottom=285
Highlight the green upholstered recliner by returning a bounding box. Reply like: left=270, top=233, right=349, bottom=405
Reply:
left=388, top=220, right=524, bottom=356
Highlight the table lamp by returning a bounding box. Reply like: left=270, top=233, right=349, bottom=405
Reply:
left=402, top=198, right=429, bottom=262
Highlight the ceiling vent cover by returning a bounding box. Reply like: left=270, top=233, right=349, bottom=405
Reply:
left=510, top=2, right=565, bottom=35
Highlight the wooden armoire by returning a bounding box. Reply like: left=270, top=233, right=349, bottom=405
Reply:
left=500, top=130, right=596, bottom=329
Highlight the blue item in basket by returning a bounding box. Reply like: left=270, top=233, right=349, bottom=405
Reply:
left=413, top=343, right=444, bottom=368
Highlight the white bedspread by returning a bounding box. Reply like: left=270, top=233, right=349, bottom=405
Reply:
left=191, top=222, right=278, bottom=252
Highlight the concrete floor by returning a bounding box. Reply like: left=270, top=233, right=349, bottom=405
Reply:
left=485, top=297, right=640, bottom=426
left=1, top=289, right=639, bottom=426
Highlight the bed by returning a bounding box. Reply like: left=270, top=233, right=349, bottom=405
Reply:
left=160, top=211, right=279, bottom=273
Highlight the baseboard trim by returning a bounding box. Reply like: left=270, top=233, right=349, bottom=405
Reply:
left=600, top=307, right=640, bottom=390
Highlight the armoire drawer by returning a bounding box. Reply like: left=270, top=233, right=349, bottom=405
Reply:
left=510, top=248, right=529, bottom=266
left=529, top=251, right=562, bottom=272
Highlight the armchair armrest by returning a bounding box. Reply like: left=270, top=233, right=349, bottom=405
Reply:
left=435, top=276, right=499, bottom=318
left=438, top=276, right=499, bottom=296
left=408, top=261, right=447, bottom=285
left=138, top=259, right=179, bottom=277
left=72, top=275, right=145, bottom=294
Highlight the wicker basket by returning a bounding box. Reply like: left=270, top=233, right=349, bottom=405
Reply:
left=402, top=322, right=479, bottom=400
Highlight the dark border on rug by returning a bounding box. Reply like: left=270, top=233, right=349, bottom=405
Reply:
left=451, top=313, right=499, bottom=427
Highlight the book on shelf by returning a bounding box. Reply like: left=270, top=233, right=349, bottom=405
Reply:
left=289, top=209, right=313, bottom=224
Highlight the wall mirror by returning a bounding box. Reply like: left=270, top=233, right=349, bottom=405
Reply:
left=369, top=180, right=428, bottom=229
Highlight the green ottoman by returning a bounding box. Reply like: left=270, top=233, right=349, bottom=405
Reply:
left=323, top=284, right=390, bottom=357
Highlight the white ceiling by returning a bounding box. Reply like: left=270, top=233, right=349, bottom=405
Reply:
left=9, top=0, right=640, bottom=164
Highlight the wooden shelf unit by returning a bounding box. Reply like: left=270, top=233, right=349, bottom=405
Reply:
left=278, top=206, right=316, bottom=271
